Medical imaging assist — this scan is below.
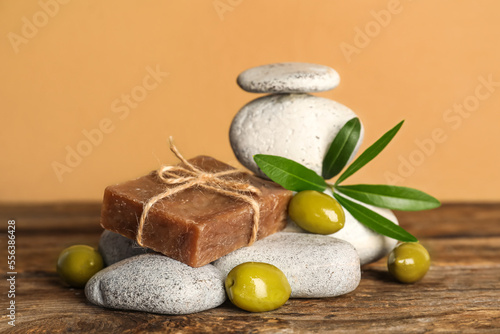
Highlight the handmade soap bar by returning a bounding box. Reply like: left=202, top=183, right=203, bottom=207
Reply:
left=100, top=156, right=292, bottom=267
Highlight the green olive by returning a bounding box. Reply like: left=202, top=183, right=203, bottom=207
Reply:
left=288, top=190, right=345, bottom=235
left=225, top=262, right=291, bottom=312
left=387, top=242, right=430, bottom=283
left=57, top=245, right=104, bottom=288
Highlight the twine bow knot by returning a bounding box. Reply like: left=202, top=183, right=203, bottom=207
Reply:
left=136, top=137, right=262, bottom=247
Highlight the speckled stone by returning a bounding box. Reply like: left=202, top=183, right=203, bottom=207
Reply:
left=213, top=232, right=360, bottom=298
left=98, top=230, right=153, bottom=266
left=230, top=93, right=363, bottom=178
left=85, top=254, right=226, bottom=315
left=284, top=191, right=399, bottom=266
left=237, top=62, right=340, bottom=93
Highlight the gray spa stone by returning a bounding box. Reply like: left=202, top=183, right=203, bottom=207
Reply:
left=85, top=254, right=226, bottom=315
left=98, top=230, right=153, bottom=266
left=237, top=62, right=340, bottom=93
left=213, top=232, right=360, bottom=298
left=284, top=191, right=399, bottom=266
left=229, top=93, right=363, bottom=178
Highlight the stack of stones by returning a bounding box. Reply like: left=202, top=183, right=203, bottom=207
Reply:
left=230, top=62, right=399, bottom=266
left=85, top=63, right=399, bottom=315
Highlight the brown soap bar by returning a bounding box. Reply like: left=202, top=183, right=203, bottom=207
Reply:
left=100, top=155, right=292, bottom=267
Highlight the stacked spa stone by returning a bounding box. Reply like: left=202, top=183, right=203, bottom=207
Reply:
left=85, top=62, right=398, bottom=315
left=230, top=62, right=398, bottom=265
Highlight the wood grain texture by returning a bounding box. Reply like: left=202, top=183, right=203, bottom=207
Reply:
left=1, top=203, right=499, bottom=333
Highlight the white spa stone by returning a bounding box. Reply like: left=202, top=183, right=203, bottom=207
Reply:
left=213, top=232, right=360, bottom=298
left=237, top=62, right=340, bottom=93
left=98, top=230, right=153, bottom=266
left=284, top=191, right=399, bottom=266
left=85, top=254, right=226, bottom=315
left=229, top=93, right=363, bottom=178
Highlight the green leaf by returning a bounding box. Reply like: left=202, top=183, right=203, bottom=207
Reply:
left=334, top=193, right=418, bottom=242
left=254, top=154, right=327, bottom=192
left=335, top=120, right=404, bottom=186
left=322, top=117, right=361, bottom=180
left=336, top=184, right=441, bottom=211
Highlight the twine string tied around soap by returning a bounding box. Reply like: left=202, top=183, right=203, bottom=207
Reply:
left=136, top=137, right=262, bottom=247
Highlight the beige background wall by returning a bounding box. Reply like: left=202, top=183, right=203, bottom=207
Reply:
left=1, top=0, right=499, bottom=202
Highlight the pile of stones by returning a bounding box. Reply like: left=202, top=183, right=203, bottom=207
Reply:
left=86, top=63, right=399, bottom=315
left=231, top=62, right=399, bottom=266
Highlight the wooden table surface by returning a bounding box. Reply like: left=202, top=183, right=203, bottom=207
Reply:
left=0, top=202, right=499, bottom=333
